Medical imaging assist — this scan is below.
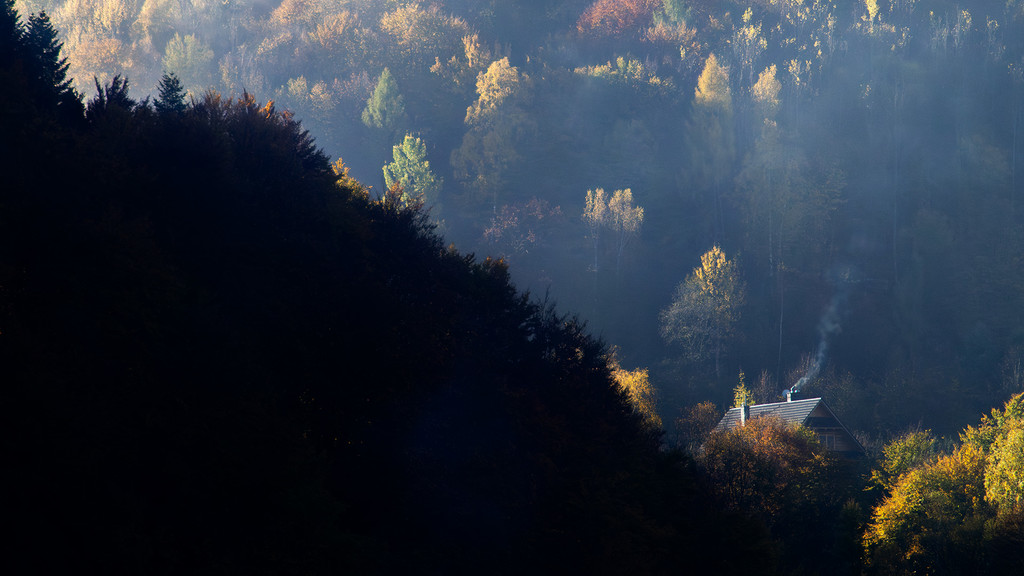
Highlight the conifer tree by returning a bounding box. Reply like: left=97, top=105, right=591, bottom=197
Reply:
left=383, top=133, right=441, bottom=206
left=361, top=68, right=406, bottom=134
left=23, top=11, right=78, bottom=114
left=87, top=75, right=134, bottom=120
left=154, top=72, right=187, bottom=115
left=1, top=0, right=21, bottom=57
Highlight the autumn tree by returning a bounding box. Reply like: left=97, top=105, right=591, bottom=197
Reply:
left=673, top=400, right=720, bottom=453
left=732, top=370, right=755, bottom=408
left=733, top=8, right=767, bottom=91
left=581, top=187, right=643, bottom=275
left=576, top=0, right=659, bottom=38
left=867, top=429, right=939, bottom=494
left=864, top=393, right=1024, bottom=573
left=582, top=187, right=608, bottom=272
left=379, top=3, right=470, bottom=75
left=607, top=188, right=644, bottom=275
left=382, top=133, right=441, bottom=207
left=697, top=416, right=854, bottom=571
left=483, top=197, right=563, bottom=262
left=660, top=246, right=745, bottom=380
left=750, top=64, right=781, bottom=128
left=686, top=53, right=734, bottom=242
left=863, top=444, right=989, bottom=574
left=430, top=32, right=492, bottom=88
left=609, top=349, right=661, bottom=430
left=451, top=57, right=532, bottom=212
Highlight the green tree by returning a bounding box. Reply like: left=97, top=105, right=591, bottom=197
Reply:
left=382, top=133, right=441, bottom=207
left=660, top=246, right=745, bottom=380
left=361, top=67, right=407, bottom=135
left=154, top=71, right=187, bottom=115
left=868, top=429, right=939, bottom=494
left=163, top=33, right=214, bottom=96
left=1, top=0, right=19, bottom=55
left=655, top=0, right=689, bottom=25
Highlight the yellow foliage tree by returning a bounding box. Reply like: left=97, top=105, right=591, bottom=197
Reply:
left=863, top=393, right=1024, bottom=573
left=609, top=351, right=660, bottom=430
left=660, top=246, right=745, bottom=380
left=452, top=57, right=531, bottom=211
left=582, top=187, right=608, bottom=272
left=608, top=188, right=644, bottom=274
left=863, top=444, right=988, bottom=572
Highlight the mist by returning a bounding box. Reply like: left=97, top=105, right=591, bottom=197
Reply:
left=23, top=0, right=1024, bottom=436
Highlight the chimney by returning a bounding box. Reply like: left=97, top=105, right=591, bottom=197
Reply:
left=740, top=402, right=749, bottom=426
left=785, top=388, right=794, bottom=402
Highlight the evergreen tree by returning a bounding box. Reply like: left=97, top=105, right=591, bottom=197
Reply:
left=1, top=0, right=20, bottom=57
left=86, top=75, right=134, bottom=120
left=23, top=11, right=79, bottom=116
left=154, top=71, right=187, bottom=115
left=361, top=67, right=406, bottom=134
left=382, top=133, right=441, bottom=206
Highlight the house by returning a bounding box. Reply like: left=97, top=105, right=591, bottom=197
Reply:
left=713, top=394, right=864, bottom=458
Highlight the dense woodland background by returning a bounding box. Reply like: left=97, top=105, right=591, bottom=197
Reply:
left=4, top=0, right=1024, bottom=574
left=15, top=0, right=1024, bottom=437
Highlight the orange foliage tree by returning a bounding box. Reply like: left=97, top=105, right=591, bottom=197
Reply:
left=576, top=0, right=660, bottom=37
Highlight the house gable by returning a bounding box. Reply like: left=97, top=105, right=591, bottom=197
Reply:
left=714, top=397, right=864, bottom=458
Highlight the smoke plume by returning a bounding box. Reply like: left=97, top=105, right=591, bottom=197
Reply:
left=791, top=291, right=845, bottom=393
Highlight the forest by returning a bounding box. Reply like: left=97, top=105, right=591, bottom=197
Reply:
left=3, top=0, right=1024, bottom=574
left=15, top=0, right=1024, bottom=436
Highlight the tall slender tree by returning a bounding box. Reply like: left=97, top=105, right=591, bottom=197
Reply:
left=23, top=11, right=79, bottom=116
left=607, top=188, right=644, bottom=275
left=361, top=67, right=406, bottom=134
left=687, top=53, right=734, bottom=243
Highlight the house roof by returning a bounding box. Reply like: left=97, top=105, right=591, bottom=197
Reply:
left=713, top=397, right=865, bottom=455
left=714, top=397, right=822, bottom=432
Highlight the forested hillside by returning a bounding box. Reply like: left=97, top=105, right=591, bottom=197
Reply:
left=2, top=3, right=782, bottom=572
left=18, top=0, right=1024, bottom=438
left=8, top=1, right=1024, bottom=573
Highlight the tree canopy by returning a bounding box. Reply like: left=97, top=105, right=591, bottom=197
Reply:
left=1, top=5, right=774, bottom=573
